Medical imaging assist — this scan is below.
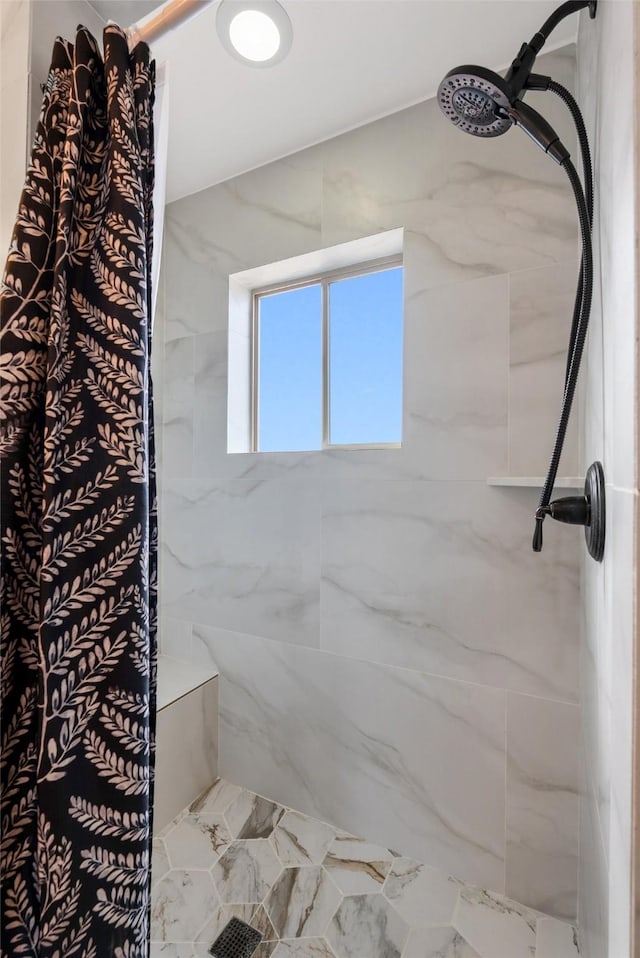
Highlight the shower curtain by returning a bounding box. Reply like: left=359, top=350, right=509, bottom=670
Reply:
left=0, top=24, right=157, bottom=957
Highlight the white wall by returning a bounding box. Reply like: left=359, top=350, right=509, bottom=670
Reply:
left=0, top=0, right=105, bottom=260
left=0, top=0, right=31, bottom=258
left=576, top=3, right=639, bottom=956
left=157, top=45, right=586, bottom=919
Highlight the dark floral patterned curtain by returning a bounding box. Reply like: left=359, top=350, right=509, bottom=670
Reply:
left=0, top=24, right=157, bottom=957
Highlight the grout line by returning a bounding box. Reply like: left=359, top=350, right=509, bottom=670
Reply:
left=503, top=690, right=509, bottom=899
left=183, top=618, right=581, bottom=706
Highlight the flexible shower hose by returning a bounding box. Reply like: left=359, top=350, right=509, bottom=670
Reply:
left=532, top=87, right=593, bottom=551
left=547, top=81, right=593, bottom=383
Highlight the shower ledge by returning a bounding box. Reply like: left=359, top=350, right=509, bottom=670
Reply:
left=487, top=476, right=583, bottom=488
left=156, top=654, right=219, bottom=711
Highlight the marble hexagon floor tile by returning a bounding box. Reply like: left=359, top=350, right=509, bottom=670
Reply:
left=190, top=776, right=242, bottom=815
left=383, top=857, right=460, bottom=927
left=151, top=868, right=218, bottom=942
left=165, top=812, right=232, bottom=869
left=265, top=866, right=342, bottom=939
left=151, top=777, right=580, bottom=958
left=226, top=790, right=286, bottom=839
left=535, top=917, right=580, bottom=957
left=453, top=886, right=537, bottom=958
left=212, top=839, right=282, bottom=904
left=323, top=834, right=395, bottom=895
left=271, top=941, right=337, bottom=957
left=327, top=893, right=409, bottom=958
left=403, top=926, right=480, bottom=958
left=271, top=809, right=336, bottom=866
left=151, top=837, right=171, bottom=887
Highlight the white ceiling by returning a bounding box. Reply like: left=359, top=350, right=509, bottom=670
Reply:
left=90, top=0, right=577, bottom=203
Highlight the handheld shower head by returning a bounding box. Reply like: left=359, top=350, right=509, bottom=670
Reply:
left=438, top=66, right=570, bottom=164
left=437, top=65, right=513, bottom=137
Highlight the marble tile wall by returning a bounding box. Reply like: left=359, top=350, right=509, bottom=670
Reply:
left=576, top=5, right=639, bottom=956
left=157, top=48, right=583, bottom=917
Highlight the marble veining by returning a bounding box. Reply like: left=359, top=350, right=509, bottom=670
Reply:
left=264, top=866, right=342, bottom=938
left=226, top=791, right=286, bottom=840
left=156, top=41, right=583, bottom=946
left=271, top=810, right=335, bottom=867
left=212, top=839, right=282, bottom=904
left=323, top=834, right=395, bottom=894
left=403, top=926, right=481, bottom=958
left=383, top=857, right=460, bottom=927
left=151, top=778, right=579, bottom=958
left=327, top=894, right=409, bottom=958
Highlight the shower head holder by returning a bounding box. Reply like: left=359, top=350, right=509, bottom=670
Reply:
left=437, top=0, right=597, bottom=146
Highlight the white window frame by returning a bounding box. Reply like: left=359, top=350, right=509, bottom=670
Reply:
left=227, top=228, right=404, bottom=456
left=251, top=254, right=403, bottom=453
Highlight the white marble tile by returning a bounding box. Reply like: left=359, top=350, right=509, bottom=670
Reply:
left=577, top=750, right=609, bottom=958
left=271, top=810, right=336, bottom=867
left=192, top=330, right=228, bottom=477
left=505, top=694, right=579, bottom=920
left=163, top=151, right=322, bottom=342
left=384, top=858, right=459, bottom=927
left=163, top=335, right=194, bottom=478
left=264, top=866, right=342, bottom=939
left=271, top=941, right=336, bottom=958
left=162, top=479, right=320, bottom=648
left=150, top=945, right=194, bottom=958
left=323, top=835, right=393, bottom=895
left=151, top=869, right=218, bottom=942
left=320, top=480, right=579, bottom=702
left=164, top=812, right=231, bottom=869
left=327, top=894, right=408, bottom=958
left=576, top=4, right=638, bottom=954
left=196, top=626, right=506, bottom=890
left=607, top=489, right=635, bottom=958
left=151, top=838, right=170, bottom=888
left=190, top=778, right=242, bottom=816
left=535, top=918, right=579, bottom=958
left=251, top=904, right=280, bottom=942
left=508, top=260, right=580, bottom=477
left=160, top=617, right=193, bottom=662
left=212, top=840, right=282, bottom=904
left=156, top=655, right=218, bottom=711
left=225, top=791, right=285, bottom=840
left=402, top=927, right=480, bottom=958
left=321, top=51, right=579, bottom=276
left=154, top=677, right=218, bottom=831
left=402, top=270, right=508, bottom=480
left=453, top=887, right=537, bottom=958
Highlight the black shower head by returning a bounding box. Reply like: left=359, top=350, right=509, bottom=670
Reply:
left=437, top=64, right=570, bottom=165
left=437, top=65, right=513, bottom=138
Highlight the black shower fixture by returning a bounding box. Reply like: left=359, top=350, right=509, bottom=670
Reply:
left=437, top=0, right=605, bottom=562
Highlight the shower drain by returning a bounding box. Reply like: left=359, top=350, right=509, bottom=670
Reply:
left=208, top=917, right=263, bottom=958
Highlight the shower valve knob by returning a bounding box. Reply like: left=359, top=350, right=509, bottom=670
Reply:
left=547, top=495, right=589, bottom=525
left=534, top=462, right=605, bottom=561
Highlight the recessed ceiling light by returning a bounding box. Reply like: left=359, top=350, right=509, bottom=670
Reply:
left=216, top=0, right=293, bottom=68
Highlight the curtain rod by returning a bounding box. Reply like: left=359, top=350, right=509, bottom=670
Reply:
left=126, top=0, right=215, bottom=51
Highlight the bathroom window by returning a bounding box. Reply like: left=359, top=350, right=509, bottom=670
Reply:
left=252, top=259, right=404, bottom=452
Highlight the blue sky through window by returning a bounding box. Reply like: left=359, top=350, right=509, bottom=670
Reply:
left=257, top=266, right=403, bottom=451
left=329, top=267, right=403, bottom=445
left=258, top=283, right=322, bottom=451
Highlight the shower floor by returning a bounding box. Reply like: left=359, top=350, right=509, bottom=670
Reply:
left=150, top=778, right=579, bottom=958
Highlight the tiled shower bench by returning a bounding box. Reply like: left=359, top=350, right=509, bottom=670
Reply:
left=155, top=655, right=219, bottom=830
